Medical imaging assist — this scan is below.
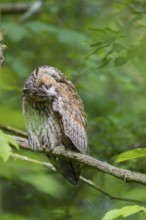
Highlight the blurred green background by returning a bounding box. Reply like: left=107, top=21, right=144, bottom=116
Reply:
left=1, top=0, right=146, bottom=219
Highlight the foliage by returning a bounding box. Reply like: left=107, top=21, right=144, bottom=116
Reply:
left=0, top=130, right=18, bottom=162
left=116, top=148, right=146, bottom=162
left=1, top=0, right=146, bottom=219
left=102, top=205, right=146, bottom=220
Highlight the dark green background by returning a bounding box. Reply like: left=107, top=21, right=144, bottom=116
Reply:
left=1, top=0, right=146, bottom=219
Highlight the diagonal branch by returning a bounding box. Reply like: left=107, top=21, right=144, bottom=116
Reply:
left=0, top=125, right=27, bottom=137
left=11, top=135, right=146, bottom=185
left=79, top=176, right=145, bottom=204
left=10, top=152, right=146, bottom=205
left=0, top=2, right=32, bottom=14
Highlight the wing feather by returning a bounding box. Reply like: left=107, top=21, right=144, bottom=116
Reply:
left=52, top=81, right=88, bottom=154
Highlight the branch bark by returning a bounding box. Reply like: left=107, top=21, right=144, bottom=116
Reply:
left=10, top=152, right=146, bottom=205
left=0, top=125, right=27, bottom=137
left=0, top=3, right=32, bottom=14
left=11, top=135, right=146, bottom=185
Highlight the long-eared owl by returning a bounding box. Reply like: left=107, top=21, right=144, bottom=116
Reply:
left=22, top=66, right=88, bottom=184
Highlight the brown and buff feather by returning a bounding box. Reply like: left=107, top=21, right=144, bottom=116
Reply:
left=22, top=65, right=88, bottom=184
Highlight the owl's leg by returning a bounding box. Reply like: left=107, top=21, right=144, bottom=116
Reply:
left=28, top=129, right=41, bottom=151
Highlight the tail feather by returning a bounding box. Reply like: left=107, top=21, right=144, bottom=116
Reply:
left=46, top=153, right=81, bottom=185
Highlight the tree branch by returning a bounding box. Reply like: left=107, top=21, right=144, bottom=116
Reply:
left=11, top=135, right=146, bottom=185
left=0, top=125, right=27, bottom=137
left=10, top=152, right=146, bottom=205
left=79, top=176, right=145, bottom=204
left=11, top=152, right=56, bottom=171
left=0, top=3, right=32, bottom=14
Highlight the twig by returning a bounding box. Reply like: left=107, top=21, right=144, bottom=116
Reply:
left=11, top=152, right=56, bottom=171
left=0, top=3, right=32, bottom=14
left=79, top=177, right=146, bottom=204
left=10, top=152, right=146, bottom=205
left=10, top=135, right=146, bottom=185
left=20, top=1, right=42, bottom=22
left=0, top=125, right=27, bottom=137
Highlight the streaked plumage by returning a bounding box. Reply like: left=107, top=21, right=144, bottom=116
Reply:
left=22, top=66, right=88, bottom=184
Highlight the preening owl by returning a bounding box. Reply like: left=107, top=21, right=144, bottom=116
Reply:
left=22, top=66, right=88, bottom=184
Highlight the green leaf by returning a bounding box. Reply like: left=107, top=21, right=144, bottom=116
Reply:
left=90, top=41, right=104, bottom=47
left=3, top=22, right=29, bottom=42
left=0, top=213, right=27, bottom=220
left=113, top=43, right=124, bottom=52
left=129, top=14, right=144, bottom=25
left=102, top=209, right=120, bottom=220
left=0, top=130, right=11, bottom=162
left=58, top=28, right=87, bottom=45
left=115, top=148, right=146, bottom=162
left=22, top=173, right=65, bottom=198
left=115, top=56, right=127, bottom=66
left=26, top=21, right=87, bottom=45
left=98, top=57, right=111, bottom=69
left=26, top=21, right=56, bottom=33
left=102, top=205, right=146, bottom=220
left=0, top=130, right=19, bottom=162
left=127, top=45, right=139, bottom=59
left=6, top=135, right=19, bottom=150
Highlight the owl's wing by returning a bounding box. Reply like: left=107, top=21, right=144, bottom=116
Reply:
left=52, top=80, right=88, bottom=154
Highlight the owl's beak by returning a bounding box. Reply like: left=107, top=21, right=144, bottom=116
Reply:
left=41, top=85, right=57, bottom=98
left=38, top=75, right=58, bottom=98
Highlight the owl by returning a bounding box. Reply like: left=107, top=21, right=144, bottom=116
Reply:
left=22, top=66, right=88, bottom=184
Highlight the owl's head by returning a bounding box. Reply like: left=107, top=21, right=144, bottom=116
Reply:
left=23, top=66, right=65, bottom=101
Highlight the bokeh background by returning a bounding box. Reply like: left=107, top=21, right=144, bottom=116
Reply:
left=1, top=0, right=146, bottom=219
